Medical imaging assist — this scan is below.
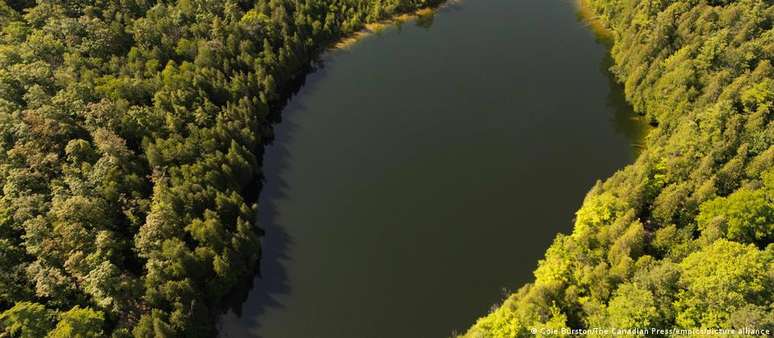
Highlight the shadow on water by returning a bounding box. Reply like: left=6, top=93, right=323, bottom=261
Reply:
left=415, top=12, right=435, bottom=29
left=218, top=6, right=449, bottom=333
left=220, top=1, right=651, bottom=337
left=218, top=61, right=333, bottom=338
left=601, top=52, right=650, bottom=158
left=398, top=1, right=462, bottom=31
left=576, top=5, right=650, bottom=159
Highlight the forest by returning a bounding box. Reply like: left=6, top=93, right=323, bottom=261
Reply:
left=2, top=0, right=772, bottom=336
left=0, top=0, right=442, bottom=336
left=465, top=0, right=773, bottom=336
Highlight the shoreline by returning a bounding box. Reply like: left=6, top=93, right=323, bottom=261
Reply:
left=574, top=0, right=613, bottom=41
left=332, top=2, right=456, bottom=50
left=575, top=0, right=653, bottom=143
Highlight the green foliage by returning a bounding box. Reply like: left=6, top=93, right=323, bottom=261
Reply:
left=674, top=240, right=773, bottom=328
left=465, top=0, right=774, bottom=336
left=603, top=283, right=660, bottom=331
left=0, top=0, right=443, bottom=336
left=0, top=302, right=55, bottom=338
left=697, top=169, right=774, bottom=245
left=47, top=306, right=105, bottom=338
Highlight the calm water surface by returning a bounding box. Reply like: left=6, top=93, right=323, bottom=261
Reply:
left=220, top=0, right=647, bottom=336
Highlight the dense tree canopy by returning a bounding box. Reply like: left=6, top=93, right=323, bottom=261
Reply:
left=465, top=0, right=773, bottom=336
left=0, top=0, right=442, bottom=336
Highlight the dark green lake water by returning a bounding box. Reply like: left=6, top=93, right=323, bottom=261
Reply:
left=219, top=0, right=647, bottom=337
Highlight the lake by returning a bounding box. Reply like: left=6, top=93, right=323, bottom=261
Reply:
left=219, top=0, right=647, bottom=336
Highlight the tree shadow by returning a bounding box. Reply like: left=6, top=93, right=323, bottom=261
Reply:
left=416, top=0, right=463, bottom=30
left=579, top=9, right=650, bottom=160
left=415, top=12, right=435, bottom=30
left=599, top=51, right=650, bottom=159
left=217, top=61, right=332, bottom=338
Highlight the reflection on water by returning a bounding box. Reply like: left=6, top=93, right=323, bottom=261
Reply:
left=415, top=12, right=435, bottom=29
left=576, top=1, right=651, bottom=157
left=220, top=0, right=648, bottom=337
left=603, top=53, right=650, bottom=158
left=219, top=66, right=333, bottom=337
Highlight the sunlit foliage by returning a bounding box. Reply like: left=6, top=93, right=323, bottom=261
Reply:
left=0, top=0, right=442, bottom=336
left=465, top=0, right=773, bottom=336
